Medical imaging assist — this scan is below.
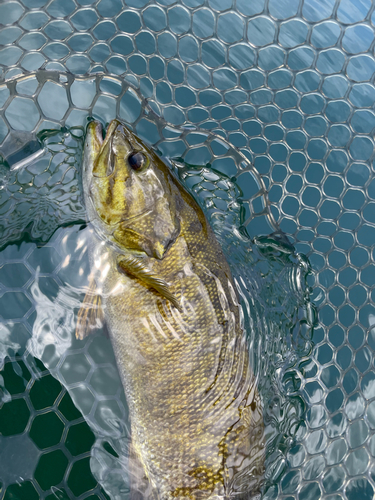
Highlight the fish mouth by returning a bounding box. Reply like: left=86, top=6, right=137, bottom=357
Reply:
left=103, top=119, right=133, bottom=148
left=86, top=119, right=154, bottom=229
left=102, top=119, right=124, bottom=143
left=91, top=119, right=131, bottom=168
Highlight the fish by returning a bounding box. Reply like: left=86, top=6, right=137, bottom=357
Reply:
left=76, top=119, right=264, bottom=499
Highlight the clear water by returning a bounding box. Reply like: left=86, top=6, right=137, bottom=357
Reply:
left=0, top=75, right=313, bottom=499
left=1, top=1, right=375, bottom=499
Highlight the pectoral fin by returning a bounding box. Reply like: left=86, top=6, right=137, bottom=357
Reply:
left=117, top=255, right=181, bottom=311
left=75, top=276, right=105, bottom=340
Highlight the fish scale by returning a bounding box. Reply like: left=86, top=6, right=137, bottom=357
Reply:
left=78, top=119, right=264, bottom=499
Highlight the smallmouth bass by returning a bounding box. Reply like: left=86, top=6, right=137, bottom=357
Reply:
left=77, top=119, right=264, bottom=499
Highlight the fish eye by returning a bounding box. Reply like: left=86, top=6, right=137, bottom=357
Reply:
left=128, top=152, right=147, bottom=171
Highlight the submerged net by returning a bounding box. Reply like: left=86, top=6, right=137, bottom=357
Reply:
left=0, top=73, right=312, bottom=498
left=0, top=1, right=375, bottom=499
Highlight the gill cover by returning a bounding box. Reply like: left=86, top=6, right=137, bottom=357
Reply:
left=84, top=119, right=180, bottom=259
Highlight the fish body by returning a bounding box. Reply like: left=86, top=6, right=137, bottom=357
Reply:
left=79, top=120, right=264, bottom=499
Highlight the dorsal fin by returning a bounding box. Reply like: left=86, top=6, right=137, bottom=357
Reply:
left=117, top=255, right=181, bottom=311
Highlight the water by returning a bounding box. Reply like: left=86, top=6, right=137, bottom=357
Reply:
left=0, top=74, right=313, bottom=499
left=1, top=0, right=375, bottom=499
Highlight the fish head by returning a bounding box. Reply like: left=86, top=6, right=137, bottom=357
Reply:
left=83, top=119, right=180, bottom=259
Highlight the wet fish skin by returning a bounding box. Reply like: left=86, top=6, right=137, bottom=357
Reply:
left=80, top=119, right=264, bottom=499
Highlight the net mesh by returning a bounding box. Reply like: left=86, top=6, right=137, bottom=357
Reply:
left=1, top=0, right=375, bottom=499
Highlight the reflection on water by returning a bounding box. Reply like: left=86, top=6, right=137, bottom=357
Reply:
left=0, top=120, right=313, bottom=499
left=2, top=0, right=375, bottom=494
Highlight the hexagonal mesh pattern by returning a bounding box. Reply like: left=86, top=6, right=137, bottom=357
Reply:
left=0, top=354, right=110, bottom=500
left=0, top=72, right=314, bottom=499
left=0, top=0, right=375, bottom=499
left=0, top=227, right=127, bottom=500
